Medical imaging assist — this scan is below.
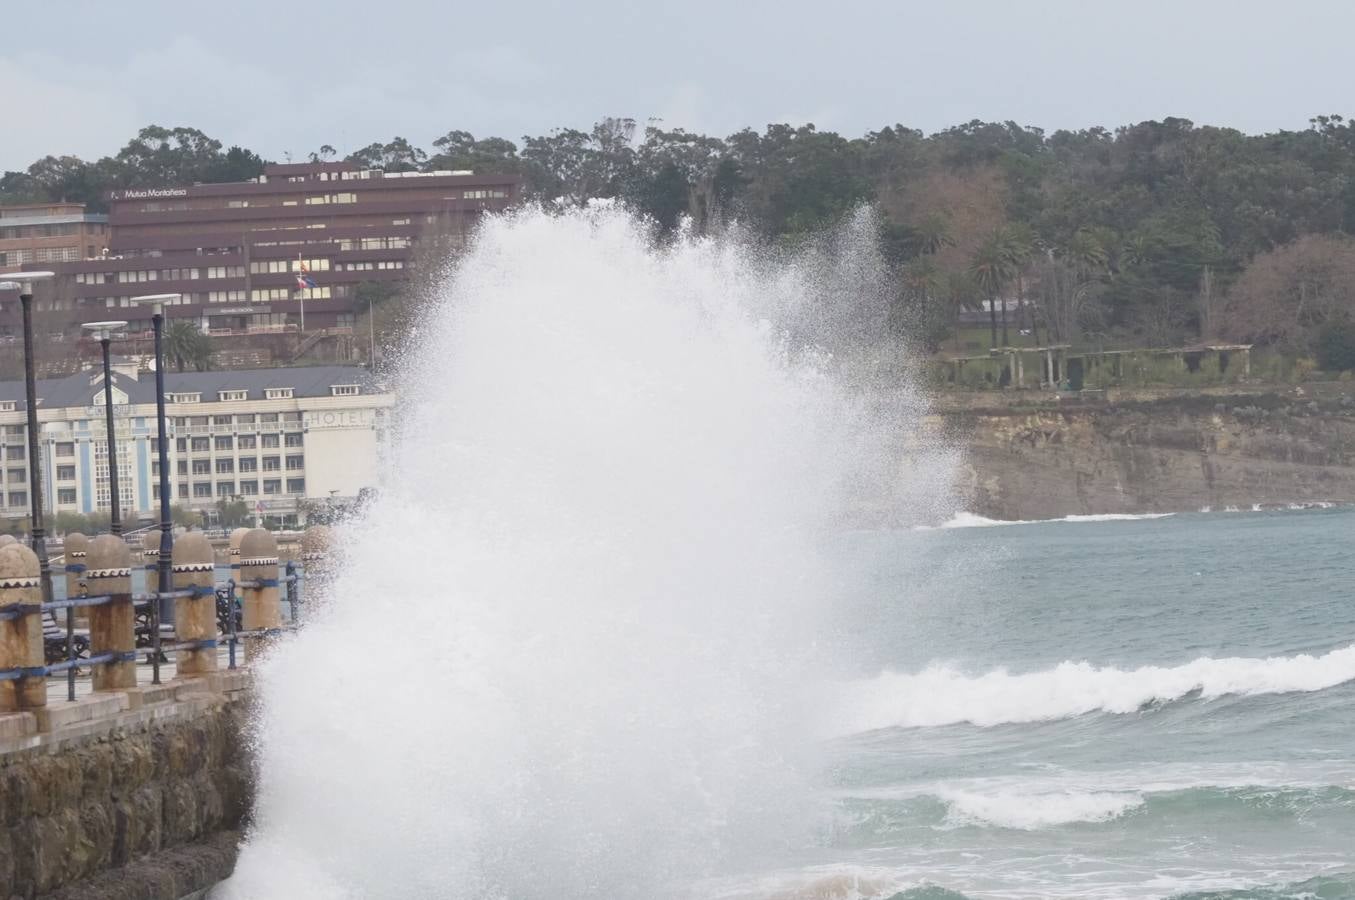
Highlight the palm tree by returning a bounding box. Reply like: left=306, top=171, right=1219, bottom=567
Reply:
left=971, top=231, right=1016, bottom=348
left=910, top=212, right=956, bottom=257
left=164, top=321, right=213, bottom=372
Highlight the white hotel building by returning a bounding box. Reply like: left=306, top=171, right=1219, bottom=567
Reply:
left=0, top=364, right=393, bottom=527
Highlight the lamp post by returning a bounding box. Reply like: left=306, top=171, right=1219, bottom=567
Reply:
left=0, top=271, right=57, bottom=604
left=132, top=294, right=181, bottom=682
left=82, top=321, right=129, bottom=535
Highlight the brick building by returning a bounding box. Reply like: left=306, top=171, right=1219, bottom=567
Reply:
left=0, top=163, right=520, bottom=340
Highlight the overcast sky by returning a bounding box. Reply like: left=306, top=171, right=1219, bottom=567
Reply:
left=2, top=0, right=1351, bottom=171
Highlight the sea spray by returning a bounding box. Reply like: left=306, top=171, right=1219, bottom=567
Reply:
left=222, top=206, right=955, bottom=899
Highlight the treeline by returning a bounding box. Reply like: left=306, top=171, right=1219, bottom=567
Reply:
left=7, top=117, right=1355, bottom=368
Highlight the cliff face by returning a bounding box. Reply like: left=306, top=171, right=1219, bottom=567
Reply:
left=942, top=388, right=1355, bottom=520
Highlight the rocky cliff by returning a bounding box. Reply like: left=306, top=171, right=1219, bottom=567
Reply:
left=940, top=385, right=1355, bottom=520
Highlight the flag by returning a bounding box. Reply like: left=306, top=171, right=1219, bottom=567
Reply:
left=295, top=255, right=316, bottom=290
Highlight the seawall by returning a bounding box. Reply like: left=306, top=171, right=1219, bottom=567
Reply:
left=937, top=383, right=1355, bottom=520
left=0, top=679, right=253, bottom=900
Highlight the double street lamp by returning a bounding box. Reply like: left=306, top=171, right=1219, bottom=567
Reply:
left=0, top=271, right=57, bottom=604
left=82, top=321, right=129, bottom=536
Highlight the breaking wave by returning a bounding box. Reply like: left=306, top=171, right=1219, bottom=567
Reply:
left=826, top=644, right=1355, bottom=733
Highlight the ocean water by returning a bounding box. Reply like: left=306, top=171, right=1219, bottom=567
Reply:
left=219, top=208, right=1355, bottom=900
left=772, top=506, right=1355, bottom=900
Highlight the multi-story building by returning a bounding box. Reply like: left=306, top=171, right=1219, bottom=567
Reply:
left=0, top=202, right=109, bottom=271
left=0, top=363, right=392, bottom=528
left=0, top=162, right=519, bottom=340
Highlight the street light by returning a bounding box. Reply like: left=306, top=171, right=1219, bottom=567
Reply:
left=0, top=271, right=57, bottom=605
left=82, top=320, right=129, bottom=536
left=131, top=294, right=180, bottom=680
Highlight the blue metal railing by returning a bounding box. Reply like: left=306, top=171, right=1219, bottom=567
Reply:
left=0, top=566, right=303, bottom=701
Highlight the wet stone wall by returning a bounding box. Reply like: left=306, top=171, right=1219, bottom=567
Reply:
left=0, top=698, right=252, bottom=900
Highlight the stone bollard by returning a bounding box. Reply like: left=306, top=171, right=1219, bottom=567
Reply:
left=141, top=529, right=160, bottom=575
left=64, top=533, right=90, bottom=626
left=0, top=542, right=44, bottom=712
left=298, top=525, right=332, bottom=617
left=171, top=532, right=218, bottom=677
left=228, top=527, right=250, bottom=576
left=239, top=529, right=280, bottom=662
left=0, top=534, right=16, bottom=547
left=86, top=534, right=136, bottom=691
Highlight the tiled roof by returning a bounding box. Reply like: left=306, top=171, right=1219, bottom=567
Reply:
left=0, top=365, right=383, bottom=411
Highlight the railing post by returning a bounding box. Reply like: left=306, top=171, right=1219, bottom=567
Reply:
left=87, top=535, right=136, bottom=691
left=239, top=529, right=280, bottom=662
left=171, top=532, right=218, bottom=677
left=64, top=533, right=89, bottom=626
left=299, top=525, right=331, bottom=619
left=0, top=542, right=44, bottom=712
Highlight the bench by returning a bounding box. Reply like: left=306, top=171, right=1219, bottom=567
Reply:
left=42, top=609, right=90, bottom=666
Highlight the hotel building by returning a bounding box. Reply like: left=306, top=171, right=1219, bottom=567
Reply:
left=0, top=363, right=392, bottom=528
left=0, top=162, right=519, bottom=339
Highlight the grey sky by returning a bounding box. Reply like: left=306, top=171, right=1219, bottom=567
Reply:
left=2, top=0, right=1350, bottom=171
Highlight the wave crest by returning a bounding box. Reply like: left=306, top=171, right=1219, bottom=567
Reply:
left=828, top=645, right=1355, bottom=733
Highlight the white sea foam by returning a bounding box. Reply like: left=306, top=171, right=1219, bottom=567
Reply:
left=939, top=788, right=1145, bottom=829
left=826, top=644, right=1355, bottom=733
left=918, top=511, right=1173, bottom=530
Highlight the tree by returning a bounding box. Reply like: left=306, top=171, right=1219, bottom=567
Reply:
left=216, top=497, right=251, bottom=528
left=1220, top=234, right=1355, bottom=351
left=164, top=321, right=213, bottom=372
left=345, top=137, right=427, bottom=172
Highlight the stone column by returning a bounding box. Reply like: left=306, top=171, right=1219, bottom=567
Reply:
left=228, top=528, right=249, bottom=578
left=171, top=532, right=218, bottom=678
left=87, top=534, right=136, bottom=691
left=64, top=533, right=90, bottom=626
left=299, top=525, right=332, bottom=617
left=239, top=529, right=280, bottom=662
left=0, top=542, right=44, bottom=711
left=141, top=529, right=160, bottom=576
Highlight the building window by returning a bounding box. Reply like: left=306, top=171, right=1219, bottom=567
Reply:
left=238, top=434, right=257, bottom=450
left=55, top=442, right=74, bottom=458
left=284, top=433, right=303, bottom=448
left=4, top=425, right=23, bottom=437
left=261, top=434, right=280, bottom=449
left=263, top=479, right=281, bottom=495
left=169, top=392, right=201, bottom=403
left=262, top=456, right=281, bottom=472
left=6, top=445, right=24, bottom=461
left=259, top=413, right=279, bottom=424
left=237, top=414, right=256, bottom=427
left=192, top=460, right=211, bottom=475
left=57, top=488, right=77, bottom=504
left=285, top=455, right=304, bottom=470
left=217, top=482, right=235, bottom=497
left=152, top=484, right=162, bottom=501
left=193, top=483, right=212, bottom=498
left=191, top=437, right=210, bottom=452
left=56, top=465, right=75, bottom=481
left=286, top=478, right=305, bottom=494
left=240, top=480, right=258, bottom=495
left=239, top=457, right=258, bottom=473
left=176, top=437, right=188, bottom=453
left=215, top=458, right=234, bottom=474
left=331, top=384, right=359, bottom=396
left=0, top=401, right=13, bottom=412
left=177, top=460, right=188, bottom=475
left=8, top=491, right=26, bottom=507
left=214, top=435, right=234, bottom=451
left=178, top=484, right=189, bottom=500
left=6, top=468, right=23, bottom=483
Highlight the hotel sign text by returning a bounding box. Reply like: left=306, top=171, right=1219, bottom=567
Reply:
left=303, top=409, right=372, bottom=430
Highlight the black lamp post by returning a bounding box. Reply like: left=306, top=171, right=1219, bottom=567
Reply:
left=82, top=320, right=129, bottom=536
left=131, top=294, right=179, bottom=677
left=0, top=271, right=56, bottom=605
